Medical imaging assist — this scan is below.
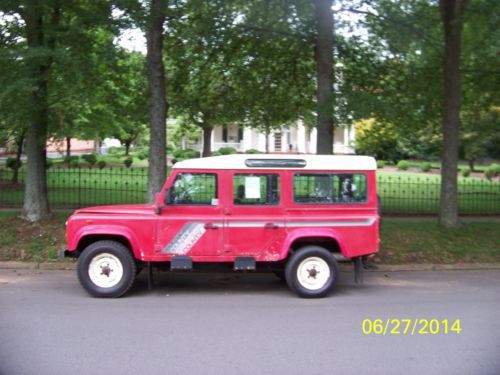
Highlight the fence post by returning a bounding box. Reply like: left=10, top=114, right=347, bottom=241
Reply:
left=78, top=167, right=81, bottom=208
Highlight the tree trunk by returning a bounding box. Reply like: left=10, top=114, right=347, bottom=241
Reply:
left=66, top=136, right=71, bottom=159
left=439, top=0, right=468, bottom=228
left=202, top=126, right=213, bottom=157
left=12, top=132, right=25, bottom=184
left=22, top=3, right=55, bottom=222
left=146, top=0, right=168, bottom=203
left=467, top=159, right=474, bottom=172
left=265, top=126, right=270, bottom=153
left=313, top=0, right=334, bottom=155
left=124, top=140, right=132, bottom=156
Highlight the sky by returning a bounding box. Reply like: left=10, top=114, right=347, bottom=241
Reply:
left=114, top=2, right=370, bottom=55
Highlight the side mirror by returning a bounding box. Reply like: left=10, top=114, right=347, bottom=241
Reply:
left=154, top=191, right=167, bottom=215
left=155, top=193, right=164, bottom=215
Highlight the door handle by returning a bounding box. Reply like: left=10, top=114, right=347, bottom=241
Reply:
left=204, top=222, right=219, bottom=230
left=264, top=222, right=279, bottom=229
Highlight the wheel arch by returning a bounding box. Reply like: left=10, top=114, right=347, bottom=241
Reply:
left=279, top=229, right=346, bottom=261
left=69, top=226, right=141, bottom=259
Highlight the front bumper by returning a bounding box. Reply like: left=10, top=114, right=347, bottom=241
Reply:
left=59, top=249, right=80, bottom=259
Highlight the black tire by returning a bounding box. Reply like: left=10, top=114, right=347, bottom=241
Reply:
left=77, top=240, right=136, bottom=298
left=285, top=246, right=338, bottom=298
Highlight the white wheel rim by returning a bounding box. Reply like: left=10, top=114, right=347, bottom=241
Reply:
left=296, top=257, right=331, bottom=291
left=88, top=253, right=124, bottom=288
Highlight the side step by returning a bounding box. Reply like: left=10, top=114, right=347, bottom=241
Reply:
left=171, top=256, right=193, bottom=271
left=234, top=257, right=256, bottom=271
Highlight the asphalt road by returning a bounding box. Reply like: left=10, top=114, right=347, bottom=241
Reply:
left=1, top=268, right=499, bottom=375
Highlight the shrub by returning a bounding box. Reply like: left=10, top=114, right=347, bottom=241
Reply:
left=376, top=160, right=385, bottom=169
left=485, top=167, right=496, bottom=180
left=420, top=162, right=431, bottom=172
left=65, top=155, right=79, bottom=164
left=124, top=157, right=133, bottom=168
left=108, top=146, right=124, bottom=155
left=6, top=157, right=22, bottom=171
left=69, top=159, right=80, bottom=168
left=136, top=147, right=149, bottom=160
left=97, top=160, right=106, bottom=169
left=397, top=160, right=410, bottom=171
left=245, top=149, right=261, bottom=154
left=218, top=147, right=237, bottom=155
left=81, top=153, right=97, bottom=165
left=462, top=167, right=471, bottom=177
left=173, top=148, right=199, bottom=160
left=489, top=163, right=500, bottom=176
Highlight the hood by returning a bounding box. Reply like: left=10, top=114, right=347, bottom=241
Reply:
left=74, top=204, right=155, bottom=216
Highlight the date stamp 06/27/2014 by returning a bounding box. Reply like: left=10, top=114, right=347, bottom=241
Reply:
left=362, top=319, right=462, bottom=336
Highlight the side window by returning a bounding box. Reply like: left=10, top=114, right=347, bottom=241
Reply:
left=233, top=174, right=280, bottom=205
left=293, top=173, right=367, bottom=204
left=168, top=173, right=217, bottom=205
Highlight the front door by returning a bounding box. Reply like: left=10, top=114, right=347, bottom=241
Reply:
left=223, top=172, right=286, bottom=261
left=156, top=172, right=223, bottom=258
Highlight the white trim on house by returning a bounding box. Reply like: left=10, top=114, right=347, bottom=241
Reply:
left=186, top=119, right=355, bottom=155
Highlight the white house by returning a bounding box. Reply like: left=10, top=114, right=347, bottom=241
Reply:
left=187, top=119, right=355, bottom=155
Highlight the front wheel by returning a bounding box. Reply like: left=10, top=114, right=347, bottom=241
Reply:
left=77, top=240, right=136, bottom=298
left=285, top=246, right=338, bottom=298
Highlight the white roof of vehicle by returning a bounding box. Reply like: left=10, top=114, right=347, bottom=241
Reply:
left=173, top=154, right=377, bottom=171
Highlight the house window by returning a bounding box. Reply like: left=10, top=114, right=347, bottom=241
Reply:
left=293, top=173, right=367, bottom=204
left=222, top=128, right=228, bottom=143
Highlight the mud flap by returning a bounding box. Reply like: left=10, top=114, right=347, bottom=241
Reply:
left=353, top=257, right=364, bottom=285
left=147, top=262, right=154, bottom=290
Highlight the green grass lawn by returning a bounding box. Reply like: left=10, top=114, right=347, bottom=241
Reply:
left=0, top=212, right=498, bottom=263
left=377, top=219, right=500, bottom=264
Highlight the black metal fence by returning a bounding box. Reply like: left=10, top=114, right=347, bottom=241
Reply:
left=0, top=167, right=499, bottom=215
left=0, top=167, right=149, bottom=209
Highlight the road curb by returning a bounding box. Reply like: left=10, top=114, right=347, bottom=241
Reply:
left=1, top=261, right=500, bottom=272
left=362, top=263, right=500, bottom=272
left=0, top=261, right=77, bottom=271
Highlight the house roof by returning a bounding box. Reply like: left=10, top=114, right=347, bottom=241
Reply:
left=173, top=154, right=376, bottom=171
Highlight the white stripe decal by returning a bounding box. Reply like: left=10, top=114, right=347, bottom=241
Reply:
left=163, top=223, right=206, bottom=254
left=287, top=218, right=376, bottom=227
left=227, top=218, right=375, bottom=228
left=226, top=222, right=280, bottom=228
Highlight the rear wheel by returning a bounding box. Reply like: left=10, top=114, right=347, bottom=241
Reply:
left=77, top=240, right=136, bottom=298
left=285, top=246, right=338, bottom=298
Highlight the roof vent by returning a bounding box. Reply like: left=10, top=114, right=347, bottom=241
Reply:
left=245, top=159, right=307, bottom=168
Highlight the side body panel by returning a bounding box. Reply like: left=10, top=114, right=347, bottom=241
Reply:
left=281, top=170, right=379, bottom=259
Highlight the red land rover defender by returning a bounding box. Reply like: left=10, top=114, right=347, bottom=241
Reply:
left=64, top=154, right=379, bottom=298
